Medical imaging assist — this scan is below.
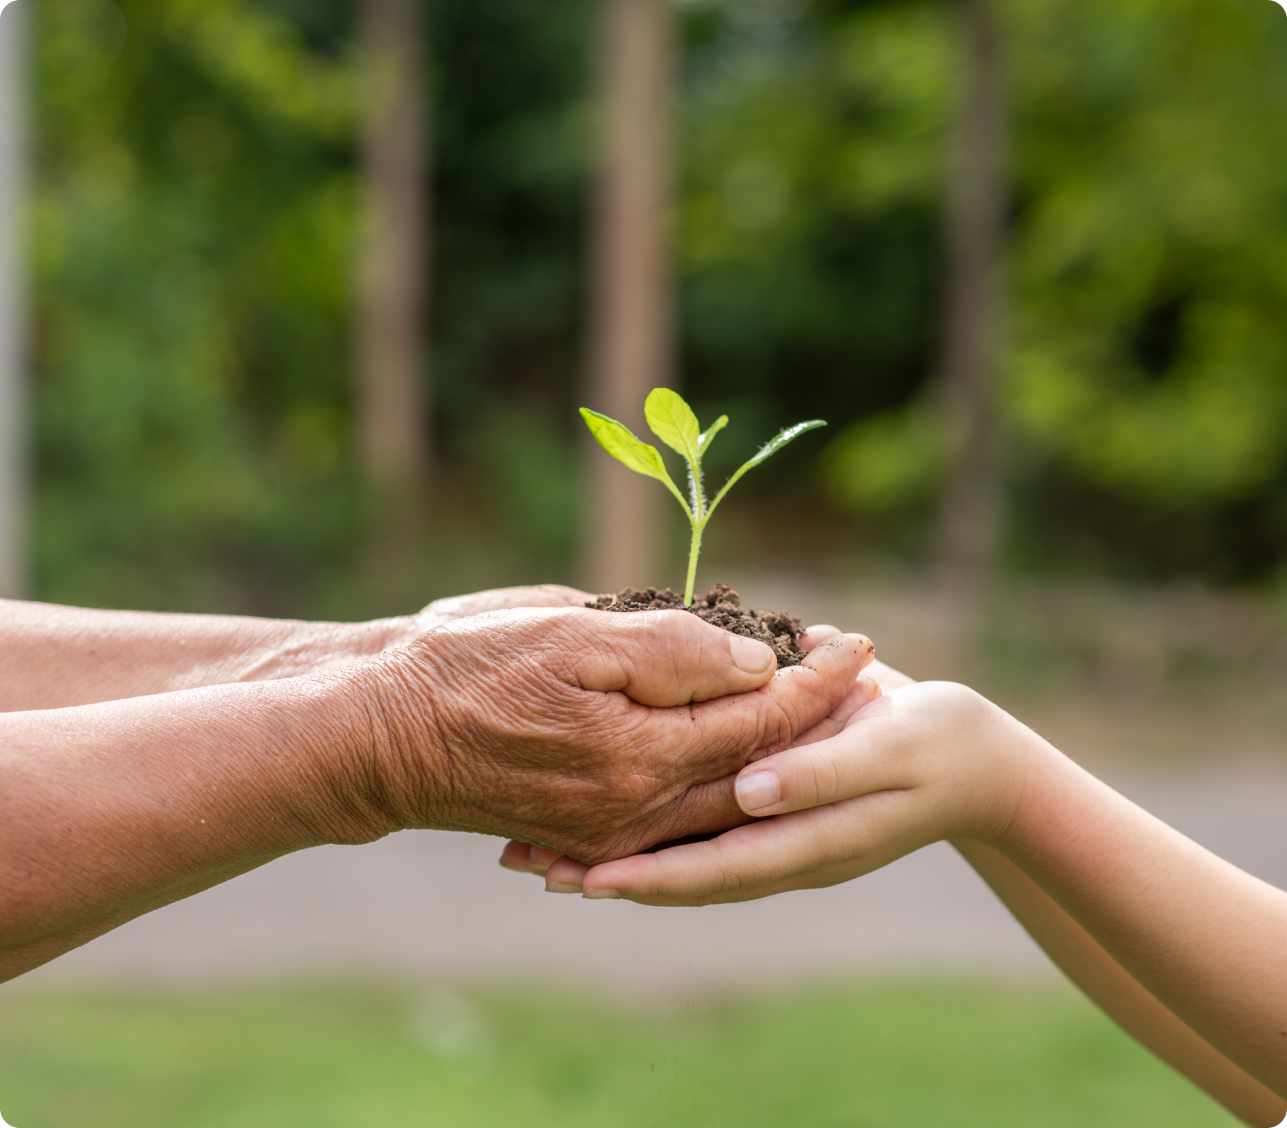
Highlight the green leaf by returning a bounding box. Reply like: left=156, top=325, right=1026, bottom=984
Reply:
left=580, top=407, right=669, bottom=478
left=707, top=419, right=827, bottom=519
left=698, top=415, right=729, bottom=458
left=644, top=388, right=702, bottom=465
left=739, top=419, right=828, bottom=473
left=579, top=407, right=692, bottom=516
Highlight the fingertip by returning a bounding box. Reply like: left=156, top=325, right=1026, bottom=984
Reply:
left=856, top=634, right=876, bottom=672
left=499, top=840, right=534, bottom=872
left=581, top=854, right=653, bottom=900
left=587, top=610, right=780, bottom=706
left=734, top=767, right=781, bottom=815
left=544, top=856, right=589, bottom=893
left=799, top=624, right=841, bottom=652
left=529, top=846, right=562, bottom=875
left=729, top=633, right=776, bottom=676
left=801, top=632, right=873, bottom=673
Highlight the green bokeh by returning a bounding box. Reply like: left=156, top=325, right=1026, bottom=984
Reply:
left=0, top=980, right=1240, bottom=1127
left=29, top=0, right=1287, bottom=610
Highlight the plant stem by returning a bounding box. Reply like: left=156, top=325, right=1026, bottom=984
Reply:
left=683, top=520, right=704, bottom=606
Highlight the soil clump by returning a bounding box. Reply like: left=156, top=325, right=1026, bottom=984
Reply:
left=585, top=583, right=807, bottom=668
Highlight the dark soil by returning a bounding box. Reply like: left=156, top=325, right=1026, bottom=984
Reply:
left=585, top=583, right=807, bottom=668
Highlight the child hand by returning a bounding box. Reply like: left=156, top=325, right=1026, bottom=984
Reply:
left=538, top=680, right=1045, bottom=905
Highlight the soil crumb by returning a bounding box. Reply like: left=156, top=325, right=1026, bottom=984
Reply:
left=585, top=583, right=807, bottom=668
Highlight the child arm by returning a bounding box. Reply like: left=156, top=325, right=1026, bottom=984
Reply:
left=550, top=680, right=1287, bottom=1123
left=957, top=839, right=1285, bottom=1125
left=869, top=646, right=1285, bottom=1119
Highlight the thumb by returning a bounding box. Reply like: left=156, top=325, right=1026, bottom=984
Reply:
left=562, top=608, right=779, bottom=707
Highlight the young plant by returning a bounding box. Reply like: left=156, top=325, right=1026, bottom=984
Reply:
left=581, top=389, right=826, bottom=606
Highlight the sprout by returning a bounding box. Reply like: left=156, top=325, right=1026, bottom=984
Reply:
left=581, top=388, right=826, bottom=606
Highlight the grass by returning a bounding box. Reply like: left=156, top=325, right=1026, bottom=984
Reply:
left=0, top=979, right=1240, bottom=1128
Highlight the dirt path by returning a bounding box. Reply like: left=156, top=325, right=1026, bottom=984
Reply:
left=14, top=765, right=1285, bottom=996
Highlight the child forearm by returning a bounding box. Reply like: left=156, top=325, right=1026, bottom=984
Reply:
left=955, top=839, right=1287, bottom=1127
left=993, top=736, right=1287, bottom=1101
left=557, top=658, right=1287, bottom=1108
left=872, top=656, right=1287, bottom=1115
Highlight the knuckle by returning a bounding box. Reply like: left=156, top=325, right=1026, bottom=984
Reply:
left=757, top=696, right=796, bottom=757
left=922, top=680, right=991, bottom=728
left=711, top=839, right=747, bottom=896
left=800, top=751, right=843, bottom=805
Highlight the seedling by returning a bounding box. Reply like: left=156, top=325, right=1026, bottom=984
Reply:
left=581, top=389, right=826, bottom=606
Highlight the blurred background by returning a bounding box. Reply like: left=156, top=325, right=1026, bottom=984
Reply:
left=2, top=0, right=1287, bottom=1123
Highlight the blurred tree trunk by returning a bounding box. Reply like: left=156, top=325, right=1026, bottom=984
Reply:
left=581, top=0, right=675, bottom=595
left=357, top=0, right=429, bottom=497
left=0, top=2, right=27, bottom=598
left=934, top=0, right=1008, bottom=608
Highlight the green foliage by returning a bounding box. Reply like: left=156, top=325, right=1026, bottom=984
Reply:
left=0, top=981, right=1238, bottom=1127
left=30, top=0, right=1287, bottom=609
left=676, top=0, right=947, bottom=463
left=582, top=389, right=823, bottom=603
left=822, top=403, right=947, bottom=514
left=470, top=407, right=579, bottom=567
left=680, top=0, right=1287, bottom=583
left=32, top=0, right=597, bottom=613
left=1006, top=0, right=1287, bottom=510
left=713, top=417, right=830, bottom=509
left=579, top=408, right=685, bottom=499
left=33, top=0, right=362, bottom=613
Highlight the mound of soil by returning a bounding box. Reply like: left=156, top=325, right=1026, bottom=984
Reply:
left=585, top=583, right=807, bottom=668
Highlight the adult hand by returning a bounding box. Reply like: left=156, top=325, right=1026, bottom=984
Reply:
left=498, top=622, right=893, bottom=881
left=355, top=608, right=875, bottom=864
left=0, top=604, right=870, bottom=981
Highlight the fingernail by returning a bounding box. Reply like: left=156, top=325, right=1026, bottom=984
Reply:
left=546, top=881, right=583, bottom=894
left=736, top=769, right=780, bottom=814
left=730, top=634, right=775, bottom=674
left=582, top=888, right=621, bottom=900
left=529, top=846, right=560, bottom=874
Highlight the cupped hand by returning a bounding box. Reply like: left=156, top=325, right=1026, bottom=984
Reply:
left=528, top=679, right=1039, bottom=903
left=499, top=621, right=905, bottom=883
left=348, top=606, right=874, bottom=865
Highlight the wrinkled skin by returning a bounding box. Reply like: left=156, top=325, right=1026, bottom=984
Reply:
left=351, top=602, right=875, bottom=864
left=0, top=585, right=871, bottom=984
left=497, top=623, right=888, bottom=878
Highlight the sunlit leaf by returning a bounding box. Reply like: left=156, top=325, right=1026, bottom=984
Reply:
left=579, top=408, right=691, bottom=515
left=644, top=388, right=702, bottom=465
left=741, top=419, right=828, bottom=473
left=708, top=419, right=827, bottom=516
left=821, top=406, right=945, bottom=513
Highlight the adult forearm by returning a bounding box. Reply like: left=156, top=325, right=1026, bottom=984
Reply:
left=0, top=671, right=397, bottom=980
left=0, top=598, right=418, bottom=711
left=0, top=602, right=856, bottom=982
left=0, top=860, right=271, bottom=982
left=955, top=840, right=1286, bottom=1127
left=998, top=745, right=1287, bottom=1099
